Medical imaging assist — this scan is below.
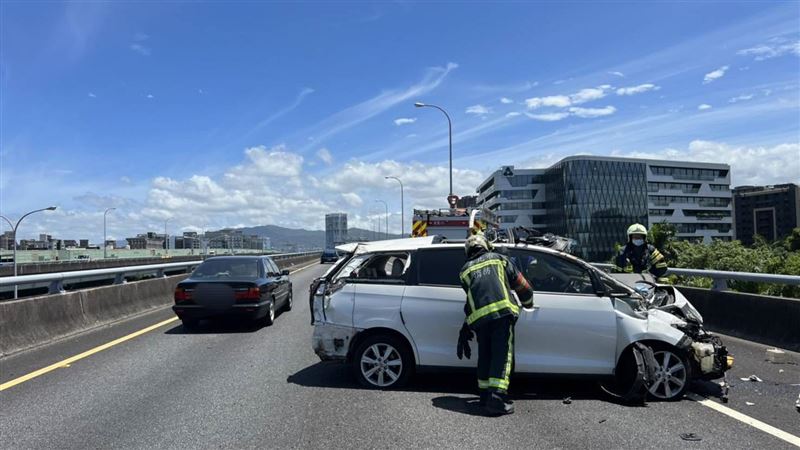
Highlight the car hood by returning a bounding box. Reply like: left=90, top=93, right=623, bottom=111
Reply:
left=608, top=273, right=704, bottom=325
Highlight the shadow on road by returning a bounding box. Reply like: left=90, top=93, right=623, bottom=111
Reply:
left=164, top=319, right=264, bottom=335
left=288, top=361, right=727, bottom=416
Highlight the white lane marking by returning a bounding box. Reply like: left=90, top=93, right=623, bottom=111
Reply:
left=688, top=393, right=800, bottom=447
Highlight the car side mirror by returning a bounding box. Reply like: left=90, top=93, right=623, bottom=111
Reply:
left=281, top=269, right=290, bottom=276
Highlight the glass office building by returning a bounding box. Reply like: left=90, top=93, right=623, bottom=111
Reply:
left=476, top=156, right=732, bottom=262
left=546, top=158, right=649, bottom=262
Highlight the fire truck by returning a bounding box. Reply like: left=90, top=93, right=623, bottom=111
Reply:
left=411, top=207, right=498, bottom=240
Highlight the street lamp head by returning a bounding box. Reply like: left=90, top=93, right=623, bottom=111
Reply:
left=46, top=206, right=57, bottom=211
left=414, top=102, right=425, bottom=108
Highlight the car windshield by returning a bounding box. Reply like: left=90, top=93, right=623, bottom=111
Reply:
left=192, top=259, right=259, bottom=279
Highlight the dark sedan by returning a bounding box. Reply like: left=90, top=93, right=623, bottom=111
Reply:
left=172, top=256, right=292, bottom=329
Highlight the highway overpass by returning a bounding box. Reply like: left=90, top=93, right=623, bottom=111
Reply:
left=0, top=258, right=798, bottom=449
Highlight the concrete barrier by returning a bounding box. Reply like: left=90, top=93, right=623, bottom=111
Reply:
left=0, top=254, right=320, bottom=357
left=680, top=286, right=800, bottom=352
left=0, top=274, right=187, bottom=357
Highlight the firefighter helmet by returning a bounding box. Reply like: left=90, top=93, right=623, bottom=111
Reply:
left=626, top=223, right=648, bottom=237
left=465, top=232, right=493, bottom=256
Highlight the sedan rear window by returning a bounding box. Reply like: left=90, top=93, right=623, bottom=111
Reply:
left=193, top=259, right=260, bottom=279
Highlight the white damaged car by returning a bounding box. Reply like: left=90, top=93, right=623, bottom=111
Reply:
left=310, top=237, right=732, bottom=400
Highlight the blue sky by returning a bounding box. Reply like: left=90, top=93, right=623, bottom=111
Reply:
left=1, top=1, right=799, bottom=241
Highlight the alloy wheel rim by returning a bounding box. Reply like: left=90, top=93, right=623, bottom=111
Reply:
left=360, top=343, right=402, bottom=387
left=648, top=350, right=687, bottom=399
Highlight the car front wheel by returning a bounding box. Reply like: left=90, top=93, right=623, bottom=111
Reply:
left=352, top=334, right=413, bottom=389
left=647, top=348, right=690, bottom=401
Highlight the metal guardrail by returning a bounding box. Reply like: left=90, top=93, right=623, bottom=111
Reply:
left=592, top=263, right=800, bottom=290
left=0, top=252, right=321, bottom=296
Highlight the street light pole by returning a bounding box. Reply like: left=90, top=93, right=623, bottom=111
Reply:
left=103, top=208, right=116, bottom=259
left=385, top=176, right=404, bottom=236
left=375, top=200, right=389, bottom=239
left=1, top=206, right=57, bottom=299
left=415, top=101, right=454, bottom=204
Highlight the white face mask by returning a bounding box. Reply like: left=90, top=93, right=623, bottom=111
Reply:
left=632, top=239, right=645, bottom=247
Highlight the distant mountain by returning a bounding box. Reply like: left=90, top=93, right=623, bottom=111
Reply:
left=237, top=224, right=403, bottom=251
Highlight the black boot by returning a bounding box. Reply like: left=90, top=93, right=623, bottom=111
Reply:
left=479, top=391, right=489, bottom=407
left=485, top=392, right=514, bottom=416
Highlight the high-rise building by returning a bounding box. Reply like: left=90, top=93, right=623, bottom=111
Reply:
left=477, top=156, right=732, bottom=262
left=325, top=213, right=348, bottom=249
left=733, top=183, right=799, bottom=245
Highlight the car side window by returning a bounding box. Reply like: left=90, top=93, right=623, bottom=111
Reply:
left=509, top=250, right=595, bottom=295
left=266, top=259, right=280, bottom=276
left=416, top=248, right=466, bottom=287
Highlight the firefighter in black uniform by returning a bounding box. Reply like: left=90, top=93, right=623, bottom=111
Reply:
left=457, top=233, right=534, bottom=415
left=614, top=223, right=669, bottom=281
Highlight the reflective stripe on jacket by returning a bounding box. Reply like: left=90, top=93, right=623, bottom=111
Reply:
left=615, top=243, right=668, bottom=278
left=459, top=252, right=534, bottom=328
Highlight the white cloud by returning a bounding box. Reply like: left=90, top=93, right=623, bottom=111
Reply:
left=133, top=32, right=149, bottom=41
left=129, top=43, right=151, bottom=56
left=505, top=112, right=522, bottom=118
left=465, top=104, right=491, bottom=115
left=119, top=176, right=132, bottom=184
left=608, top=71, right=625, bottom=78
left=703, top=65, right=729, bottom=84
left=525, top=112, right=570, bottom=121
left=393, top=117, right=417, bottom=126
left=570, top=86, right=610, bottom=104
left=341, top=192, right=363, bottom=207
left=697, top=103, right=712, bottom=110
left=616, top=84, right=660, bottom=96
left=146, top=94, right=154, bottom=99
left=525, top=85, right=612, bottom=109
left=612, top=140, right=800, bottom=186
left=728, top=94, right=754, bottom=103
left=500, top=97, right=514, bottom=104
left=300, top=62, right=457, bottom=151
left=316, top=147, right=333, bottom=165
left=525, top=95, right=571, bottom=109
left=738, top=40, right=800, bottom=61
left=568, top=106, right=616, bottom=118
left=88, top=92, right=96, bottom=98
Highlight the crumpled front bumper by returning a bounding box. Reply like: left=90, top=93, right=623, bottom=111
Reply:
left=312, top=323, right=358, bottom=361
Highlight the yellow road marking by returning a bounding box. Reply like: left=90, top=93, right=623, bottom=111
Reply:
left=0, top=260, right=322, bottom=392
left=0, top=317, right=178, bottom=392
left=688, top=394, right=800, bottom=447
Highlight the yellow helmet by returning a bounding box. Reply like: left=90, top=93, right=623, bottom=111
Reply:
left=627, top=223, right=648, bottom=236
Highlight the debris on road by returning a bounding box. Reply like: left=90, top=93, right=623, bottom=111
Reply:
left=795, top=394, right=799, bottom=413
left=562, top=397, right=572, bottom=405
left=740, top=375, right=763, bottom=382
left=680, top=433, right=702, bottom=441
left=598, top=419, right=607, bottom=424
left=745, top=401, right=755, bottom=406
left=765, top=348, right=788, bottom=364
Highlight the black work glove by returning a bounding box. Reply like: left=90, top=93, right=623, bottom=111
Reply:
left=457, top=322, right=473, bottom=360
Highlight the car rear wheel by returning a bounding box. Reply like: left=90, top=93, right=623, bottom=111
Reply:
left=284, top=289, right=293, bottom=312
left=352, top=334, right=413, bottom=389
left=648, top=348, right=690, bottom=401
left=262, top=299, right=275, bottom=326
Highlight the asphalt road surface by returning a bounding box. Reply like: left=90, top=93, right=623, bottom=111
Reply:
left=1, top=263, right=798, bottom=449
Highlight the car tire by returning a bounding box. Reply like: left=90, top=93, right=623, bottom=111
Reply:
left=284, top=288, right=293, bottom=312
left=647, top=346, right=691, bottom=401
left=182, top=318, right=199, bottom=331
left=352, top=334, right=414, bottom=389
left=262, top=299, right=275, bottom=327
